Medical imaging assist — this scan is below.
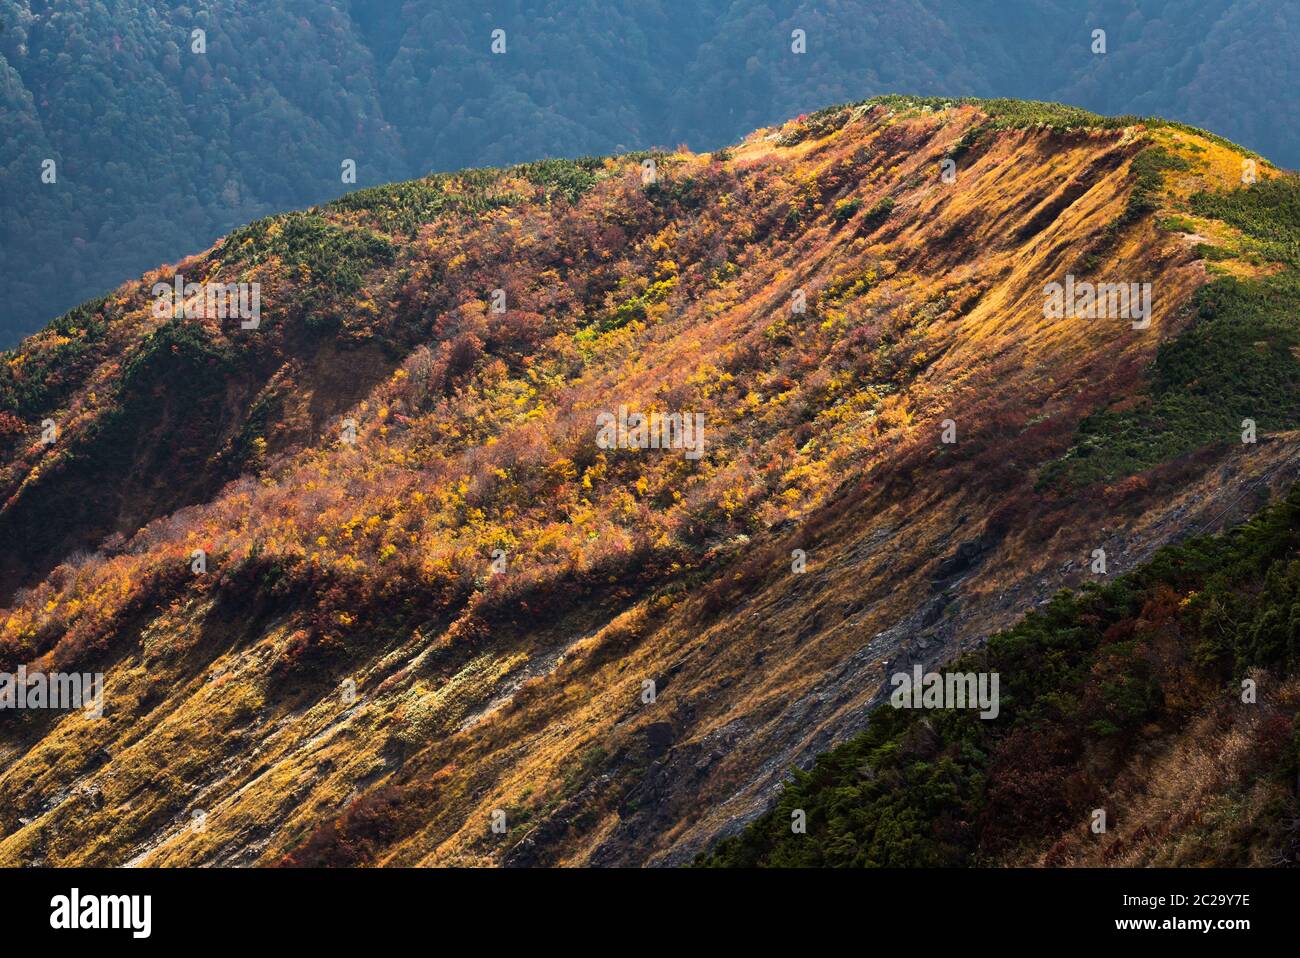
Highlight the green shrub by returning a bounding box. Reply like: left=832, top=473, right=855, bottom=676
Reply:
left=858, top=197, right=896, bottom=233
left=832, top=198, right=862, bottom=223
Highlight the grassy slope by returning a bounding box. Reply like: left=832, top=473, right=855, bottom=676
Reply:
left=702, top=119, right=1300, bottom=867
left=3, top=98, right=1298, bottom=867
left=1042, top=173, right=1300, bottom=487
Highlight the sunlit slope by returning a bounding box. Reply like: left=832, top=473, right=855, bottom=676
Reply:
left=1, top=97, right=1296, bottom=866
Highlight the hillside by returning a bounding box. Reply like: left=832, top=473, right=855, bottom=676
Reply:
left=1, top=96, right=1299, bottom=867
left=4, top=0, right=1299, bottom=347
left=701, top=485, right=1300, bottom=867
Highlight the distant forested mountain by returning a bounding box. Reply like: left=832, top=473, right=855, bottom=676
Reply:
left=2, top=0, right=1297, bottom=346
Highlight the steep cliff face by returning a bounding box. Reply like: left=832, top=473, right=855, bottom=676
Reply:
left=1, top=97, right=1296, bottom=867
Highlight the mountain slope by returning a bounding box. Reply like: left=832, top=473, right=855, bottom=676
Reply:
left=4, top=0, right=1299, bottom=346
left=1, top=96, right=1298, bottom=867
left=701, top=483, right=1300, bottom=867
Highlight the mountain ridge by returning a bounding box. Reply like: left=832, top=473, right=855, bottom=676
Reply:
left=2, top=95, right=1299, bottom=866
left=5, top=0, right=1299, bottom=346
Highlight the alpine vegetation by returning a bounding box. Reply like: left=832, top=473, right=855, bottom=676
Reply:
left=3, top=95, right=1299, bottom=875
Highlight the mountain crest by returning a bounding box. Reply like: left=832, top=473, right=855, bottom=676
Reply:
left=3, top=96, right=1299, bottom=867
